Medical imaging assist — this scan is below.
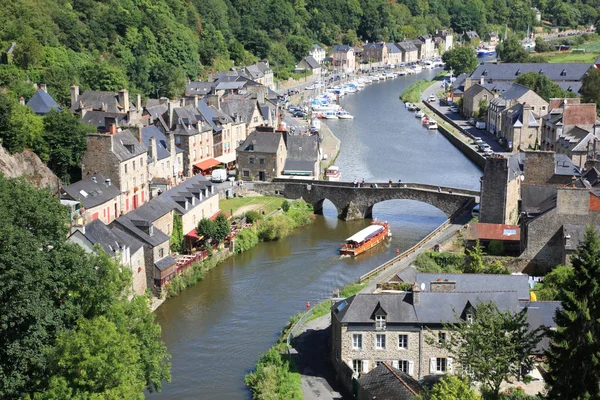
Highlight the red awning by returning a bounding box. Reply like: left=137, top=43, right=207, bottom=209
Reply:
left=209, top=211, right=231, bottom=221
left=194, top=158, right=222, bottom=170
left=185, top=228, right=200, bottom=239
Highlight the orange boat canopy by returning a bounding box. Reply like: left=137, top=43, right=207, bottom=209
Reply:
left=194, top=158, right=221, bottom=171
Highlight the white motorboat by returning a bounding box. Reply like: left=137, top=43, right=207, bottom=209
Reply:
left=413, top=65, right=423, bottom=73
left=337, top=111, right=354, bottom=119
left=323, top=111, right=338, bottom=119
left=325, top=166, right=341, bottom=181
left=427, top=119, right=438, bottom=130
left=406, top=103, right=417, bottom=111
left=415, top=109, right=425, bottom=118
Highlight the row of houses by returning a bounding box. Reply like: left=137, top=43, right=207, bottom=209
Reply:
left=454, top=61, right=600, bottom=164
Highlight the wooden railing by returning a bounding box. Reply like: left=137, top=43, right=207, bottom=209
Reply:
left=358, top=198, right=475, bottom=283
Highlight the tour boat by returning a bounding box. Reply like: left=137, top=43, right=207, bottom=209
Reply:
left=340, top=221, right=391, bottom=257
left=325, top=166, right=341, bottom=181
left=427, top=119, right=438, bottom=130
left=337, top=110, right=354, bottom=119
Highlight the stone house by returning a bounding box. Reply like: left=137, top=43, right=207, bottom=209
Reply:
left=310, top=44, right=326, bottom=64
left=363, top=42, right=388, bottom=63
left=332, top=45, right=356, bottom=73
left=282, top=135, right=321, bottom=178
left=297, top=56, right=322, bottom=80
left=462, top=84, right=494, bottom=118
left=479, top=155, right=522, bottom=225
left=220, top=95, right=265, bottom=140
left=82, top=125, right=149, bottom=214
left=417, top=35, right=435, bottom=59
left=500, top=103, right=543, bottom=151
left=411, top=39, right=425, bottom=60
left=198, top=99, right=243, bottom=167
left=71, top=85, right=144, bottom=128
left=330, top=272, right=544, bottom=391
left=386, top=43, right=402, bottom=66
left=26, top=85, right=62, bottom=115
left=237, top=131, right=287, bottom=181
left=68, top=219, right=147, bottom=296
left=112, top=196, right=176, bottom=294
left=434, top=30, right=453, bottom=52
left=60, top=173, right=121, bottom=225
left=486, top=32, right=499, bottom=46
left=465, top=31, right=480, bottom=43
left=357, top=363, right=421, bottom=400
left=244, top=61, right=274, bottom=90
left=396, top=41, right=418, bottom=63
left=140, top=125, right=184, bottom=197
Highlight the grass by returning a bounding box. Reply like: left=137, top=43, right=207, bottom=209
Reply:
left=307, top=281, right=368, bottom=322
left=545, top=51, right=600, bottom=63
left=580, top=39, right=600, bottom=52
left=400, top=79, right=429, bottom=103
left=220, top=196, right=284, bottom=216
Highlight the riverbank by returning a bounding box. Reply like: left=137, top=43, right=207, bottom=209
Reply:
left=399, top=79, right=429, bottom=103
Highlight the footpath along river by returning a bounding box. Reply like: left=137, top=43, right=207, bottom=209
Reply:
left=149, top=68, right=482, bottom=399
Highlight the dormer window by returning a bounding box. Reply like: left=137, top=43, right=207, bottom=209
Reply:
left=466, top=313, right=473, bottom=323
left=376, top=315, right=386, bottom=330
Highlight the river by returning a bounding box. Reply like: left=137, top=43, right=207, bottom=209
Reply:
left=149, top=68, right=482, bottom=399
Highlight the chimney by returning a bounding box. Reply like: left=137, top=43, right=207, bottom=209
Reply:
left=150, top=136, right=158, bottom=164
left=430, top=280, right=456, bottom=293
left=207, top=94, right=221, bottom=110
left=194, top=95, right=199, bottom=108
left=479, top=76, right=484, bottom=85
left=19, top=96, right=25, bottom=106
left=168, top=131, right=176, bottom=156
left=136, top=93, right=142, bottom=112
left=257, top=88, right=265, bottom=104
left=40, top=83, right=47, bottom=93
left=168, top=101, right=176, bottom=128
left=109, top=123, right=117, bottom=135
left=135, top=125, right=143, bottom=143
left=411, top=282, right=420, bottom=306
left=119, top=89, right=129, bottom=113
left=159, top=97, right=169, bottom=105
left=464, top=77, right=472, bottom=91
left=70, top=84, right=79, bottom=111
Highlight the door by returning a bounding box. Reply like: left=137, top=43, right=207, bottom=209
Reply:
left=258, top=171, right=265, bottom=181
left=133, top=194, right=138, bottom=210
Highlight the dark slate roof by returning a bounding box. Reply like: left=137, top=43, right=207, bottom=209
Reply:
left=77, top=91, right=137, bottom=113
left=451, top=73, right=468, bottom=94
left=245, top=64, right=264, bottom=79
left=155, top=255, right=176, bottom=271
left=186, top=81, right=214, bottom=96
left=26, top=89, right=62, bottom=115
left=554, top=153, right=581, bottom=176
left=82, top=111, right=128, bottom=129
left=111, top=130, right=148, bottom=161
left=415, top=291, right=520, bottom=323
left=283, top=159, right=315, bottom=172
left=237, top=131, right=282, bottom=154
left=286, top=135, right=319, bottom=162
left=358, top=363, right=420, bottom=400
left=386, top=43, right=401, bottom=53
left=61, top=173, right=121, bottom=209
left=396, top=41, right=417, bottom=52
left=397, top=266, right=418, bottom=283
left=466, top=31, right=480, bottom=39
left=197, top=101, right=233, bottom=132
left=521, top=185, right=557, bottom=215
left=563, top=225, right=600, bottom=251
left=470, top=63, right=591, bottom=82
left=556, top=81, right=582, bottom=94
left=112, top=197, right=173, bottom=247
left=333, top=45, right=353, bottom=52
left=256, top=61, right=271, bottom=74
left=313, top=44, right=323, bottom=50
left=158, top=174, right=217, bottom=215
left=221, top=96, right=259, bottom=124
left=80, top=219, right=143, bottom=254
left=216, top=81, right=246, bottom=91
left=520, top=301, right=561, bottom=354
left=142, top=125, right=182, bottom=161
left=416, top=273, right=530, bottom=300
left=464, top=83, right=493, bottom=97
left=332, top=293, right=418, bottom=324
left=499, top=83, right=532, bottom=100
left=145, top=104, right=169, bottom=120
left=364, top=42, right=384, bottom=49
left=302, top=56, right=321, bottom=70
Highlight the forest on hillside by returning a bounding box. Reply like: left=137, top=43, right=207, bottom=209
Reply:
left=1, top=0, right=599, bottom=103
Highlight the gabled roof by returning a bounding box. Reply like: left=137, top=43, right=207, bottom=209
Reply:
left=386, top=43, right=401, bottom=53
left=220, top=96, right=260, bottom=124
left=158, top=174, right=217, bottom=215
left=196, top=101, right=233, bottom=132
left=364, top=42, right=384, bottom=49
left=141, top=125, right=182, bottom=162
left=301, top=56, right=320, bottom=70
left=520, top=300, right=561, bottom=354
left=333, top=45, right=353, bottom=53
left=237, top=131, right=282, bottom=154
left=113, top=197, right=173, bottom=247
left=464, top=83, right=493, bottom=97
left=26, top=89, right=62, bottom=115
left=470, top=63, right=591, bottom=82
left=110, top=130, right=148, bottom=161
left=155, top=255, right=176, bottom=271
left=358, top=363, right=420, bottom=400
left=186, top=81, right=213, bottom=96
left=312, top=43, right=323, bottom=50
left=332, top=293, right=418, bottom=324
left=500, top=83, right=533, bottom=101
left=61, top=173, right=121, bottom=209
left=396, top=41, right=417, bottom=52
left=286, top=135, right=319, bottom=162
left=77, top=91, right=137, bottom=113
left=82, top=111, right=129, bottom=129
left=416, top=273, right=530, bottom=299
left=76, top=219, right=143, bottom=254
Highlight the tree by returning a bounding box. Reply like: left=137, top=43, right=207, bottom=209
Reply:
left=423, top=375, right=480, bottom=400
left=534, top=37, right=553, bottom=53
left=196, top=217, right=215, bottom=243
left=580, top=68, right=600, bottom=112
left=533, top=264, right=573, bottom=300
left=281, top=200, right=290, bottom=213
left=442, top=46, right=478, bottom=76
left=478, top=98, right=489, bottom=119
left=546, top=227, right=600, bottom=399
left=170, top=213, right=184, bottom=254
left=213, top=212, right=230, bottom=244
left=464, top=240, right=485, bottom=273
left=433, top=300, right=543, bottom=398
left=496, top=36, right=529, bottom=63
left=12, top=35, right=43, bottom=69
left=515, top=72, right=566, bottom=101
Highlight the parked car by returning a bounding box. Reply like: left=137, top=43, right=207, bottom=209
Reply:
left=478, top=142, right=491, bottom=151
left=483, top=148, right=494, bottom=157
left=428, top=95, right=437, bottom=103
left=473, top=137, right=484, bottom=145
left=450, top=106, right=460, bottom=113
left=468, top=118, right=476, bottom=126
left=475, top=121, right=486, bottom=130
left=293, top=111, right=307, bottom=118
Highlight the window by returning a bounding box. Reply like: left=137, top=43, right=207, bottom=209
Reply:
left=158, top=248, right=164, bottom=258
left=352, top=334, right=362, bottom=350
left=243, top=170, right=250, bottom=177
left=167, top=223, right=170, bottom=235
left=124, top=164, right=128, bottom=173
left=253, top=117, right=258, bottom=123
left=132, top=160, right=136, bottom=170
left=398, top=360, right=409, bottom=373
left=436, top=358, right=447, bottom=372
left=352, top=360, right=363, bottom=374
left=176, top=136, right=181, bottom=145
left=376, top=334, right=386, bottom=349
left=398, top=334, right=408, bottom=349
left=140, top=158, right=143, bottom=167
left=376, top=315, right=386, bottom=330
left=466, top=313, right=473, bottom=323
left=438, top=332, right=446, bottom=344
left=249, top=157, right=255, bottom=164
left=259, top=158, right=265, bottom=165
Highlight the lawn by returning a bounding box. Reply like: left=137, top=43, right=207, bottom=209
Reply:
left=545, top=51, right=600, bottom=63
left=581, top=40, right=600, bottom=53
left=220, top=196, right=284, bottom=216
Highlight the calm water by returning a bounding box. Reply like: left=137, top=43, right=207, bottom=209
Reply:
left=149, top=69, right=482, bottom=399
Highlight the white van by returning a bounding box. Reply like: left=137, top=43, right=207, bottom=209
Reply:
left=211, top=169, right=227, bottom=183
left=476, top=121, right=486, bottom=130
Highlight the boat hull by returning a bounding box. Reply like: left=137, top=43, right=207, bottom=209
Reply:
left=339, top=223, right=390, bottom=257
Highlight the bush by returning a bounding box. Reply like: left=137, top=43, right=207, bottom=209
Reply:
left=244, top=349, right=302, bottom=400
left=281, top=199, right=290, bottom=212
left=235, top=229, right=259, bottom=254
left=286, top=207, right=312, bottom=228
left=258, top=214, right=294, bottom=241
left=245, top=210, right=260, bottom=224
left=414, top=251, right=465, bottom=273
left=487, top=240, right=505, bottom=256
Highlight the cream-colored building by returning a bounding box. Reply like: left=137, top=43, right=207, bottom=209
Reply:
left=61, top=173, right=121, bottom=225
left=332, top=45, right=356, bottom=73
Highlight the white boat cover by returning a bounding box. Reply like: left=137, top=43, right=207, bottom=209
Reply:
left=345, top=224, right=384, bottom=243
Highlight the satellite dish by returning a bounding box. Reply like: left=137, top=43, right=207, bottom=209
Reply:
left=420, top=283, right=425, bottom=291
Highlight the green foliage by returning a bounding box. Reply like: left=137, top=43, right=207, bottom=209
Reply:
left=170, top=213, right=184, bottom=254
left=258, top=214, right=295, bottom=241
left=414, top=251, right=465, bottom=273
left=496, top=35, right=530, bottom=63
left=580, top=67, right=600, bottom=112
left=442, top=46, right=478, bottom=76
left=245, top=210, right=261, bottom=224
left=422, top=374, right=480, bottom=400
left=166, top=256, right=223, bottom=297
left=534, top=37, right=554, bottom=53
left=465, top=240, right=486, bottom=273
left=400, top=80, right=429, bottom=104
left=495, top=386, right=543, bottom=400
left=478, top=98, right=489, bottom=119
left=546, top=227, right=600, bottom=399
left=244, top=348, right=302, bottom=400
left=281, top=199, right=290, bottom=213
left=213, top=212, right=231, bottom=244
left=0, top=176, right=170, bottom=399
left=532, top=264, right=574, bottom=300
left=196, top=217, right=216, bottom=242
left=235, top=228, right=260, bottom=254
left=515, top=72, right=569, bottom=101
left=487, top=240, right=505, bottom=256
left=433, top=300, right=543, bottom=398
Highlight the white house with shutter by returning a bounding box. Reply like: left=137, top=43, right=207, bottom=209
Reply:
left=330, top=269, right=553, bottom=393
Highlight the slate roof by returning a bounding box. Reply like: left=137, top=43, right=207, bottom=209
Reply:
left=466, top=31, right=480, bottom=39
left=26, top=89, right=62, bottom=115
left=286, top=135, right=319, bottom=162
left=313, top=44, right=323, bottom=50
left=333, top=45, right=353, bottom=53
left=141, top=125, right=182, bottom=162
left=245, top=64, right=264, bottom=80
left=111, top=130, right=148, bottom=161
left=520, top=301, right=561, bottom=354
left=364, top=42, right=384, bottom=49
left=396, top=41, right=418, bottom=52
left=451, top=73, right=468, bottom=94
left=77, top=91, right=137, bottom=113
left=158, top=173, right=217, bottom=216
left=302, top=56, right=321, bottom=70
left=155, top=255, right=176, bottom=271
left=470, top=63, right=591, bottom=82
left=556, top=81, right=582, bottom=94
left=61, top=173, right=121, bottom=209
left=186, top=81, right=214, bottom=96
left=145, top=104, right=169, bottom=120
left=283, top=159, right=315, bottom=172
left=237, top=131, right=282, bottom=153
left=332, top=293, right=418, bottom=324
left=82, top=111, right=128, bottom=129
left=521, top=184, right=557, bottom=215
left=80, top=219, right=143, bottom=254
left=112, top=197, right=173, bottom=246
left=197, top=101, right=233, bottom=133
left=220, top=96, right=259, bottom=124
left=563, top=225, right=600, bottom=251
left=553, top=153, right=581, bottom=176
left=358, top=363, right=420, bottom=400
left=256, top=61, right=271, bottom=74
left=396, top=266, right=418, bottom=283
left=416, top=273, right=530, bottom=300
left=499, top=83, right=532, bottom=100
left=215, top=81, right=246, bottom=91
left=386, top=43, right=401, bottom=53
left=464, top=83, right=493, bottom=97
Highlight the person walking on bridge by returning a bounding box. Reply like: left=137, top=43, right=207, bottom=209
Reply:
left=388, top=179, right=393, bottom=188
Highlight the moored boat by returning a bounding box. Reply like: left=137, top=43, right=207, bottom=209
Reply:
left=415, top=109, right=425, bottom=118
left=427, top=119, right=438, bottom=130
left=339, top=221, right=391, bottom=257
left=325, top=165, right=341, bottom=181
left=337, top=110, right=354, bottom=119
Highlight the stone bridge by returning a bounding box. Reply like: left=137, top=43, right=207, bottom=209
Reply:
left=253, top=179, right=480, bottom=220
